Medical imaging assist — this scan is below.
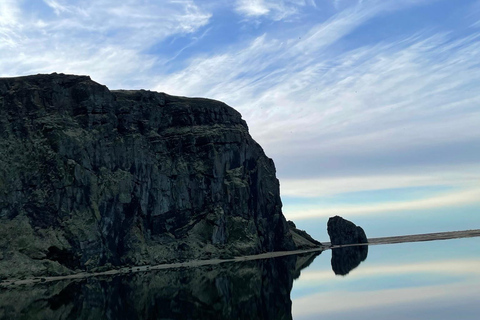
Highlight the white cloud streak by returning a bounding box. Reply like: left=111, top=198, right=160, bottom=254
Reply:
left=281, top=165, right=480, bottom=197
left=154, top=0, right=480, bottom=184
left=235, top=0, right=270, bottom=17
left=234, top=0, right=312, bottom=20
left=0, top=0, right=211, bottom=88
left=0, top=0, right=20, bottom=26
left=0, top=0, right=22, bottom=50
left=284, top=187, right=480, bottom=220
left=43, top=0, right=71, bottom=15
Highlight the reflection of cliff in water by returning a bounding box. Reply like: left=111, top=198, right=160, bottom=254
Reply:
left=331, top=245, right=368, bottom=276
left=0, top=253, right=319, bottom=320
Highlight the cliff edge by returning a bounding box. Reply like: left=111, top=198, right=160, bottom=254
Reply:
left=0, top=73, right=318, bottom=278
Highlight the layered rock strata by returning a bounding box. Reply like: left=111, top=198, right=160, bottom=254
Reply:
left=0, top=73, right=319, bottom=278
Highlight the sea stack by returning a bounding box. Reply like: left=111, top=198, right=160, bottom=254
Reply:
left=327, top=216, right=368, bottom=275
left=0, top=73, right=318, bottom=278
left=327, top=216, right=368, bottom=246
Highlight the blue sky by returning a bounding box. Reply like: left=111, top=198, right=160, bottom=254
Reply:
left=1, top=0, right=479, bottom=238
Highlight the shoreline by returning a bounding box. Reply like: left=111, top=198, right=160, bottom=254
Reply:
left=0, top=247, right=326, bottom=288
left=2, top=229, right=479, bottom=288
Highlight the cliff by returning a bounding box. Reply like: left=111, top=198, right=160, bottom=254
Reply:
left=0, top=73, right=319, bottom=278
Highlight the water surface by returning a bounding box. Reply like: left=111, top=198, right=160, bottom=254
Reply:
left=292, top=237, right=480, bottom=320
left=1, top=236, right=479, bottom=319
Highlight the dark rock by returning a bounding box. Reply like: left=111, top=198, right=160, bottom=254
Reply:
left=287, top=220, right=321, bottom=249
left=331, top=245, right=368, bottom=275
left=0, top=73, right=317, bottom=278
left=327, top=216, right=368, bottom=275
left=327, top=216, right=368, bottom=246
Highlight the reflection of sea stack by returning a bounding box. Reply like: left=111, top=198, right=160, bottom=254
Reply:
left=327, top=216, right=368, bottom=275
left=330, top=245, right=368, bottom=275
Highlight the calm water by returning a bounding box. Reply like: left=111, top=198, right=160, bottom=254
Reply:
left=292, top=237, right=480, bottom=320
left=1, top=237, right=479, bottom=319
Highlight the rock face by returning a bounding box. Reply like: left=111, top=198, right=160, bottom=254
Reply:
left=327, top=216, right=368, bottom=246
left=287, top=220, right=321, bottom=249
left=0, top=73, right=315, bottom=278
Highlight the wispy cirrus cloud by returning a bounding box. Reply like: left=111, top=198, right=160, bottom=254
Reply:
left=43, top=0, right=71, bottom=15
left=235, top=0, right=270, bottom=17
left=0, top=0, right=211, bottom=87
left=284, top=187, right=480, bottom=220
left=0, top=0, right=20, bottom=26
left=35, top=0, right=211, bottom=44
left=281, top=165, right=480, bottom=197
left=0, top=0, right=22, bottom=49
left=233, top=0, right=315, bottom=20
left=154, top=1, right=480, bottom=184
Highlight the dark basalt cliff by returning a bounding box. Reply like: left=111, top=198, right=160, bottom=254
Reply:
left=0, top=73, right=319, bottom=278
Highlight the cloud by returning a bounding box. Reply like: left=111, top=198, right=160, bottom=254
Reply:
left=235, top=0, right=270, bottom=17
left=248, top=32, right=480, bottom=161
left=234, top=0, right=311, bottom=20
left=43, top=0, right=71, bottom=15
left=0, top=0, right=211, bottom=88
left=0, top=0, right=20, bottom=26
left=280, top=165, right=480, bottom=197
left=0, top=0, right=22, bottom=50
left=284, top=187, right=480, bottom=219
left=153, top=1, right=480, bottom=182
left=154, top=0, right=392, bottom=96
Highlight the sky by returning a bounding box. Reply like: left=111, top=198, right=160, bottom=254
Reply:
left=1, top=0, right=479, bottom=238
